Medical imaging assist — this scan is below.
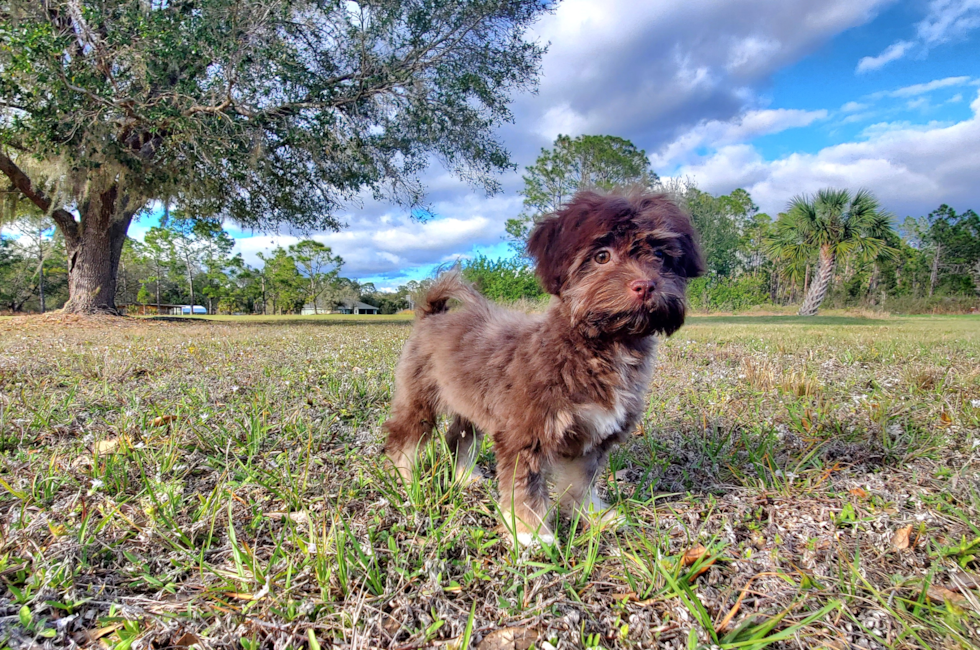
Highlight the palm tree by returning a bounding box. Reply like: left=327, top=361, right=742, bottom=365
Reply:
left=767, top=188, right=895, bottom=316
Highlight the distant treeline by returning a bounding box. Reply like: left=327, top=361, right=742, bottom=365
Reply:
left=2, top=185, right=978, bottom=315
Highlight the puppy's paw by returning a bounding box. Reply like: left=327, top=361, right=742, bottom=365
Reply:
left=515, top=530, right=556, bottom=547
left=386, top=451, right=415, bottom=484
left=455, top=465, right=485, bottom=486
left=593, top=507, right=626, bottom=530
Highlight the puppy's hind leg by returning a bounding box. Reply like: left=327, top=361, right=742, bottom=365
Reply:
left=383, top=384, right=438, bottom=484
left=444, top=415, right=485, bottom=485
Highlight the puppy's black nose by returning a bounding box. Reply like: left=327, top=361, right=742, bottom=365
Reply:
left=630, top=280, right=656, bottom=299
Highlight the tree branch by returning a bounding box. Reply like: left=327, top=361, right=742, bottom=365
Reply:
left=0, top=150, right=79, bottom=244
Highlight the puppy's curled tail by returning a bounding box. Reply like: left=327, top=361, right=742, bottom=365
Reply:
left=416, top=269, right=484, bottom=318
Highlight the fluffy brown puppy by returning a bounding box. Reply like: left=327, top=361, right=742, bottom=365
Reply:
left=383, top=189, right=705, bottom=545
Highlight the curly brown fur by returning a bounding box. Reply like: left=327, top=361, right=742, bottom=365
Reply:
left=383, top=189, right=705, bottom=545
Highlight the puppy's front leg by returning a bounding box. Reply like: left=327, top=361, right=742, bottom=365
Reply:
left=495, top=445, right=553, bottom=546
left=445, top=415, right=485, bottom=485
left=555, top=452, right=622, bottom=528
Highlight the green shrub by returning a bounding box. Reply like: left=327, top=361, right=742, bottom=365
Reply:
left=461, top=256, right=545, bottom=302
left=688, top=274, right=771, bottom=312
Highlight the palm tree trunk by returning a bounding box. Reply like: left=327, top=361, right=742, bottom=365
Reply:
left=867, top=263, right=880, bottom=304
left=799, top=245, right=835, bottom=316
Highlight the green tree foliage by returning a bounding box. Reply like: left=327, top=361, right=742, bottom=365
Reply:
left=0, top=0, right=553, bottom=313
left=359, top=288, right=411, bottom=314
left=288, top=240, right=343, bottom=314
left=922, top=205, right=980, bottom=296
left=258, top=248, right=306, bottom=315
left=0, top=192, right=68, bottom=312
left=506, top=134, right=657, bottom=254
left=684, top=186, right=758, bottom=277
left=767, top=188, right=896, bottom=316
left=461, top=256, right=545, bottom=301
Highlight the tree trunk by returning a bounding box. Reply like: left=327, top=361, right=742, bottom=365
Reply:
left=867, top=263, right=880, bottom=304
left=929, top=242, right=941, bottom=297
left=183, top=254, right=196, bottom=312
left=62, top=186, right=135, bottom=315
left=37, top=253, right=46, bottom=314
left=799, top=245, right=835, bottom=316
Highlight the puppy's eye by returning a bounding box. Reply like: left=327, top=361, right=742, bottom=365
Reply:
left=594, top=250, right=611, bottom=264
left=654, top=250, right=665, bottom=260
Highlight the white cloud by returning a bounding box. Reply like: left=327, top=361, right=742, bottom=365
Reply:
left=884, top=75, right=971, bottom=97
left=841, top=101, right=870, bottom=112
left=676, top=90, right=980, bottom=217
left=518, top=0, right=890, bottom=147
left=535, top=103, right=590, bottom=141
left=916, top=0, right=980, bottom=44
left=856, top=1, right=980, bottom=73
left=856, top=40, right=913, bottom=73
left=231, top=192, right=522, bottom=279
left=650, top=108, right=828, bottom=170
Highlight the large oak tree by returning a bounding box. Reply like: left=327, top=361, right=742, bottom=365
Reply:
left=0, top=0, right=552, bottom=313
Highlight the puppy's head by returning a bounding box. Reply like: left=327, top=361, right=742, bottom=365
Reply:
left=527, top=189, right=705, bottom=337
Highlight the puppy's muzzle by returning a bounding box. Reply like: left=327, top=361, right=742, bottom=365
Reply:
left=629, top=279, right=657, bottom=301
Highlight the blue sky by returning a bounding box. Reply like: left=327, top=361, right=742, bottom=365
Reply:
left=127, top=0, right=980, bottom=290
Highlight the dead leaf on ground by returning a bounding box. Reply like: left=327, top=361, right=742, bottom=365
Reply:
left=75, top=624, right=123, bottom=644
left=949, top=571, right=980, bottom=591
left=267, top=511, right=310, bottom=524
left=71, top=455, right=93, bottom=469
left=849, top=487, right=868, bottom=499
left=223, top=591, right=262, bottom=601
left=150, top=415, right=179, bottom=427
left=891, top=525, right=913, bottom=551
left=682, top=545, right=708, bottom=566
left=927, top=585, right=969, bottom=607
left=173, top=632, right=202, bottom=648
left=381, top=614, right=402, bottom=637
left=94, top=437, right=126, bottom=454
left=477, top=627, right=538, bottom=650
left=681, top=544, right=716, bottom=578
left=611, top=592, right=656, bottom=606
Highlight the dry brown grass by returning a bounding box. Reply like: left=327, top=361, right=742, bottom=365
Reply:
left=0, top=313, right=977, bottom=649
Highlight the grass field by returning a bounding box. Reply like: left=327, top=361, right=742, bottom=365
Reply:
left=0, top=313, right=978, bottom=649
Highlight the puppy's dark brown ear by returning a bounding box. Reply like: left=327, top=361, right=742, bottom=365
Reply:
left=527, top=215, right=565, bottom=295
left=678, top=230, right=706, bottom=279
left=665, top=209, right=706, bottom=279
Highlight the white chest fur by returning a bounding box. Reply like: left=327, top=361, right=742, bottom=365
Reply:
left=577, top=400, right=628, bottom=439
left=574, top=340, right=658, bottom=449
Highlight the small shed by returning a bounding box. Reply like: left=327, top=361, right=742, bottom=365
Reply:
left=121, top=303, right=207, bottom=316
left=301, top=300, right=379, bottom=315
left=335, top=300, right=379, bottom=315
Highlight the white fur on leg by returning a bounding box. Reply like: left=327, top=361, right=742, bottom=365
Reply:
left=455, top=463, right=486, bottom=486
left=389, top=451, right=415, bottom=483
left=575, top=489, right=625, bottom=529
left=516, top=530, right=556, bottom=547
